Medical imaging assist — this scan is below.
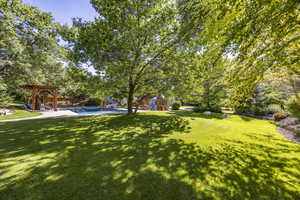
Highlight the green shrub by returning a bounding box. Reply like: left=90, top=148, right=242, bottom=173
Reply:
left=234, top=105, right=266, bottom=115
left=296, top=129, right=300, bottom=136
left=273, top=112, right=288, bottom=121
left=210, top=105, right=222, bottom=113
left=78, top=101, right=86, bottom=106
left=234, top=106, right=251, bottom=114
left=251, top=106, right=266, bottom=115
left=285, top=97, right=300, bottom=118
left=171, top=102, right=181, bottom=110
left=193, top=104, right=222, bottom=113
left=265, top=104, right=283, bottom=114
left=84, top=98, right=102, bottom=106
left=193, top=107, right=206, bottom=113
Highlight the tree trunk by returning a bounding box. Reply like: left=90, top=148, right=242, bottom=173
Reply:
left=134, top=103, right=139, bottom=113
left=127, top=83, right=135, bottom=114
left=205, top=81, right=210, bottom=109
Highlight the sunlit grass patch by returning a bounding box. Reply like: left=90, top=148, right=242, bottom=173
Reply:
left=0, top=111, right=299, bottom=199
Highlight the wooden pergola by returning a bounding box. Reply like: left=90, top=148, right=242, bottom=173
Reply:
left=21, top=85, right=59, bottom=111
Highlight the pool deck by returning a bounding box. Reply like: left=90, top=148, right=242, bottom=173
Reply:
left=0, top=110, right=79, bottom=122
left=0, top=108, right=149, bottom=122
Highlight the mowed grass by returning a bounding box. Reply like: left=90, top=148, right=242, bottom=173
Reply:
left=0, top=111, right=299, bottom=200
left=0, top=107, right=40, bottom=120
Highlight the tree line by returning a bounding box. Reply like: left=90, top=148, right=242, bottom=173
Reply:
left=0, top=0, right=299, bottom=114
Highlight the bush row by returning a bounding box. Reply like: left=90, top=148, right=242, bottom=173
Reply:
left=234, top=104, right=284, bottom=115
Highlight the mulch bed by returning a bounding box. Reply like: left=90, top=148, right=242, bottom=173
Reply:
left=277, top=127, right=300, bottom=145
left=239, top=113, right=274, bottom=120
left=239, top=113, right=300, bottom=145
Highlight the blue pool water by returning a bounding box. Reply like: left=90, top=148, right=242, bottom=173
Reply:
left=71, top=108, right=127, bottom=115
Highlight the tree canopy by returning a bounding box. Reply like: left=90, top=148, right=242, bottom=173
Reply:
left=0, top=0, right=299, bottom=111
left=182, top=0, right=299, bottom=105
left=67, top=0, right=195, bottom=113
left=0, top=0, right=65, bottom=89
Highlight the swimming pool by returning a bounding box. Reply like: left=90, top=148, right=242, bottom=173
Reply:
left=70, top=107, right=127, bottom=115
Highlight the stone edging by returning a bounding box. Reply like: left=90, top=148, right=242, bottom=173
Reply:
left=276, top=127, right=300, bottom=145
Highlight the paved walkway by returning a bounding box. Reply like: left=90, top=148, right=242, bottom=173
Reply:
left=0, top=110, right=79, bottom=122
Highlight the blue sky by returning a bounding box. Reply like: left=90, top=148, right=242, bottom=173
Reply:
left=23, top=0, right=98, bottom=25
left=22, top=0, right=98, bottom=73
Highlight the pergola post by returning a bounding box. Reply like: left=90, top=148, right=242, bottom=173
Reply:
left=53, top=90, right=58, bottom=111
left=31, top=87, right=37, bottom=110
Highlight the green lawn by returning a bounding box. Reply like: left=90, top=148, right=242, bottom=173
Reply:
left=0, top=105, right=41, bottom=120
left=0, top=111, right=299, bottom=200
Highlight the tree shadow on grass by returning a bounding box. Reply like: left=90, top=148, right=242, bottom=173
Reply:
left=238, top=115, right=268, bottom=122
left=222, top=133, right=300, bottom=197
left=0, top=114, right=300, bottom=200
left=169, top=110, right=224, bottom=120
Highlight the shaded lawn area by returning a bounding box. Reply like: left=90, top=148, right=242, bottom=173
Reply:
left=0, top=107, right=41, bottom=120
left=0, top=111, right=300, bottom=200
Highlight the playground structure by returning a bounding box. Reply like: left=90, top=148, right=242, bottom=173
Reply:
left=103, top=96, right=118, bottom=108
left=136, top=94, right=169, bottom=111
left=103, top=95, right=169, bottom=111
left=156, top=95, right=169, bottom=110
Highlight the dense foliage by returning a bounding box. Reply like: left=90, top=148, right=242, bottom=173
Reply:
left=0, top=0, right=65, bottom=88
left=0, top=0, right=299, bottom=114
left=0, top=82, right=11, bottom=108
left=68, top=0, right=194, bottom=113
left=181, top=0, right=299, bottom=106
left=82, top=98, right=102, bottom=107
left=286, top=97, right=300, bottom=118
left=171, top=102, right=181, bottom=110
left=0, top=0, right=103, bottom=105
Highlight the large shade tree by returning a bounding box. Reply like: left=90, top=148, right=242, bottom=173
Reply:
left=193, top=56, right=227, bottom=111
left=0, top=0, right=65, bottom=90
left=182, top=0, right=300, bottom=106
left=68, top=0, right=193, bottom=113
left=59, top=65, right=106, bottom=100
